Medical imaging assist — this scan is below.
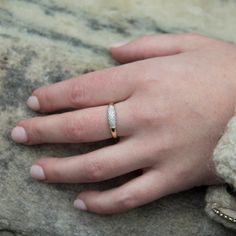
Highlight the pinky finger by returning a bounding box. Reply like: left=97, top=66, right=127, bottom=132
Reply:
left=74, top=168, right=172, bottom=214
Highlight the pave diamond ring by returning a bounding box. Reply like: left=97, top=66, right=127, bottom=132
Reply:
left=107, top=103, right=118, bottom=138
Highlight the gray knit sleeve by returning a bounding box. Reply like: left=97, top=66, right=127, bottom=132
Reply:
left=205, top=108, right=236, bottom=230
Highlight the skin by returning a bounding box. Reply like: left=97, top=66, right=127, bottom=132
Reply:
left=12, top=33, right=236, bottom=214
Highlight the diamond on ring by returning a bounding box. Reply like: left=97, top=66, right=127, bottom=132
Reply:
left=107, top=103, right=118, bottom=138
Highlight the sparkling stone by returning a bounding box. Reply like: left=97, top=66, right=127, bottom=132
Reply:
left=108, top=104, right=116, bottom=128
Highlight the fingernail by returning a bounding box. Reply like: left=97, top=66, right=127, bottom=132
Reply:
left=11, top=126, right=28, bottom=143
left=30, top=165, right=45, bottom=180
left=74, top=199, right=87, bottom=211
left=111, top=41, right=129, bottom=48
left=27, top=96, right=40, bottom=111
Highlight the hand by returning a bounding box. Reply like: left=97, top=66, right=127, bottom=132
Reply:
left=11, top=33, right=236, bottom=214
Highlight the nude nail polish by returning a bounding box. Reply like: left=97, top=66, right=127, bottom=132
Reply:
left=11, top=126, right=28, bottom=143
left=30, top=165, right=45, bottom=180
left=27, top=96, right=40, bottom=111
left=111, top=41, right=129, bottom=48
left=74, top=199, right=87, bottom=211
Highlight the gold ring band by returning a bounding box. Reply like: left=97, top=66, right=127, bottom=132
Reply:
left=107, top=103, right=118, bottom=138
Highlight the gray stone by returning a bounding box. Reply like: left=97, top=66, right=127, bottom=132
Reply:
left=0, top=0, right=236, bottom=235
left=0, top=232, right=15, bottom=236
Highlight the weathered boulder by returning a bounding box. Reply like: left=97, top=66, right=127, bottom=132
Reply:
left=0, top=1, right=235, bottom=235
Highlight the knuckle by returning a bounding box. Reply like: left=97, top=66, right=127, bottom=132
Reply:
left=63, top=115, right=85, bottom=142
left=136, top=109, right=154, bottom=126
left=131, top=102, right=163, bottom=128
left=170, top=167, right=193, bottom=187
left=117, top=191, right=137, bottom=209
left=156, top=133, right=175, bottom=155
left=69, top=81, right=87, bottom=107
left=86, top=160, right=104, bottom=182
left=28, top=118, right=43, bottom=142
left=48, top=159, right=64, bottom=181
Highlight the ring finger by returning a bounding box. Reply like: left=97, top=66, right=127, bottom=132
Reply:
left=11, top=101, right=133, bottom=144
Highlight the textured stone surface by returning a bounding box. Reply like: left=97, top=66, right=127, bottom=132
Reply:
left=0, top=0, right=236, bottom=235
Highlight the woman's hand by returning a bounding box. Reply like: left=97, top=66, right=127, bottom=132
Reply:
left=11, top=33, right=236, bottom=214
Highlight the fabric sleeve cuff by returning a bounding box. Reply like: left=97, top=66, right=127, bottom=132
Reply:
left=205, top=108, right=236, bottom=229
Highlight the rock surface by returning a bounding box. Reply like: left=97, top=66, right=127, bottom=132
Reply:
left=0, top=0, right=236, bottom=235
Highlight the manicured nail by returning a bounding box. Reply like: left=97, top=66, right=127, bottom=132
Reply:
left=30, top=165, right=45, bottom=180
left=27, top=96, right=40, bottom=111
left=11, top=126, right=28, bottom=143
left=111, top=41, right=129, bottom=48
left=74, top=199, right=87, bottom=211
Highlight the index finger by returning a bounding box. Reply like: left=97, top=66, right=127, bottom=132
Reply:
left=27, top=63, right=141, bottom=113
